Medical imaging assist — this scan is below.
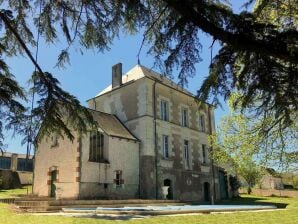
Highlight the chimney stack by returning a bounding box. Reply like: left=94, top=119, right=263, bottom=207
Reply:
left=112, top=63, right=122, bottom=88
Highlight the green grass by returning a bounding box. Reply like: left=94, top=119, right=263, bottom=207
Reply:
left=0, top=189, right=297, bottom=224
left=0, top=185, right=32, bottom=198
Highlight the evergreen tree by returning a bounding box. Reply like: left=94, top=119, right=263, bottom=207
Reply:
left=0, top=1, right=297, bottom=152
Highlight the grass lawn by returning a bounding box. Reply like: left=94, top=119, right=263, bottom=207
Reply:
left=0, top=188, right=297, bottom=224
left=0, top=185, right=32, bottom=198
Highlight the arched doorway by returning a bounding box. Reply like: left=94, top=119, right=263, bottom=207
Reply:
left=164, top=179, right=173, bottom=199
left=50, top=170, right=57, bottom=197
left=203, top=182, right=210, bottom=202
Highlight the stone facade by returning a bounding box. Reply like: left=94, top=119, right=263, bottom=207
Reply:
left=34, top=64, right=228, bottom=201
left=34, top=133, right=80, bottom=198
left=87, top=64, right=223, bottom=201
left=33, top=111, right=139, bottom=199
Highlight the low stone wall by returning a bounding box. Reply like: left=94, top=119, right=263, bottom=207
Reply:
left=17, top=171, right=33, bottom=185
left=79, top=182, right=139, bottom=199
left=239, top=188, right=298, bottom=197
left=0, top=170, right=21, bottom=189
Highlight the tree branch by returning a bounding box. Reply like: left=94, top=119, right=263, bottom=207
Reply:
left=162, top=0, right=297, bottom=63
left=0, top=11, right=43, bottom=73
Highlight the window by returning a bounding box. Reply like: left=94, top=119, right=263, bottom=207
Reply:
left=17, top=158, right=33, bottom=171
left=89, top=131, right=104, bottom=162
left=202, top=144, right=207, bottom=164
left=162, top=135, right=169, bottom=158
left=0, top=157, right=11, bottom=170
left=51, top=134, right=59, bottom=148
left=181, top=108, right=188, bottom=127
left=184, top=140, right=190, bottom=169
left=160, top=100, right=169, bottom=121
left=114, top=170, right=124, bottom=187
left=200, top=115, right=206, bottom=132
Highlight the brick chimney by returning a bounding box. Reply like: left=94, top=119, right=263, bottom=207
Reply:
left=112, top=63, right=122, bottom=88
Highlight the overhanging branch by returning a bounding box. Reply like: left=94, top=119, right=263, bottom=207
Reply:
left=163, top=0, right=297, bottom=64
left=0, top=11, right=43, bottom=73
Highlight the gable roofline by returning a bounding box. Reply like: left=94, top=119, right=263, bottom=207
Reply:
left=35, top=107, right=139, bottom=145
left=87, top=64, right=215, bottom=109
left=111, top=114, right=140, bottom=142
left=87, top=108, right=140, bottom=142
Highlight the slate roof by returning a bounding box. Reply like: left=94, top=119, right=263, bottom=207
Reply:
left=88, top=109, right=138, bottom=142
left=95, top=64, right=193, bottom=97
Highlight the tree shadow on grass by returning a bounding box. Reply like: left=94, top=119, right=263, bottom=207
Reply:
left=218, top=196, right=288, bottom=208
left=76, top=214, right=147, bottom=221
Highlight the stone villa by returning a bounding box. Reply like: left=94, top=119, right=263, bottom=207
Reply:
left=33, top=64, right=229, bottom=201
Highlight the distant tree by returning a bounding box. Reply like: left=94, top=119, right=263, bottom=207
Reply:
left=239, top=160, right=262, bottom=194
left=229, top=175, right=241, bottom=196
left=210, top=93, right=297, bottom=172
left=0, top=1, right=297, bottom=152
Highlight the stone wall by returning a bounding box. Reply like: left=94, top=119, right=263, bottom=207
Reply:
left=79, top=134, right=140, bottom=199
left=33, top=133, right=80, bottom=199
left=0, top=170, right=21, bottom=189
left=88, top=73, right=219, bottom=202
left=17, top=172, right=33, bottom=185
left=239, top=188, right=298, bottom=197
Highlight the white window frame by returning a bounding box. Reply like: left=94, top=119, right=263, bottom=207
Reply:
left=184, top=140, right=190, bottom=169
left=200, top=115, right=206, bottom=132
left=162, top=135, right=169, bottom=158
left=160, top=100, right=169, bottom=121
left=181, top=108, right=188, bottom=127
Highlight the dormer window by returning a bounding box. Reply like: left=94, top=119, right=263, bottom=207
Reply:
left=160, top=100, right=169, bottom=121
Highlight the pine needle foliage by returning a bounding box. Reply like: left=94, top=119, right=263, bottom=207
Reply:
left=0, top=0, right=296, bottom=152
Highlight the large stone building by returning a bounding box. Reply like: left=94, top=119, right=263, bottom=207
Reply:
left=33, top=64, right=229, bottom=201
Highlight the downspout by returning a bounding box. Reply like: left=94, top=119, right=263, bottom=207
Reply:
left=208, top=105, right=216, bottom=204
left=78, top=136, right=82, bottom=199
left=32, top=145, right=36, bottom=194
left=138, top=140, right=141, bottom=199
left=153, top=80, right=158, bottom=199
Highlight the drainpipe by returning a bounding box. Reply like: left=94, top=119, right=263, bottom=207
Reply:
left=78, top=136, right=82, bottom=199
left=32, top=146, right=36, bottom=194
left=153, top=80, right=158, bottom=199
left=138, top=141, right=141, bottom=199
left=208, top=105, right=216, bottom=205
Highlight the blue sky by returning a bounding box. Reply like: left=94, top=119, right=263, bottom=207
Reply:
left=4, top=1, right=246, bottom=154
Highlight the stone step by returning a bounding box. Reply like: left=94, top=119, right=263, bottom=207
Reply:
left=49, top=199, right=181, bottom=206
left=14, top=201, right=49, bottom=207
left=15, top=196, right=54, bottom=201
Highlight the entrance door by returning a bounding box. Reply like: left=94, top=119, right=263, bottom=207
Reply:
left=164, top=179, right=173, bottom=199
left=203, top=182, right=210, bottom=202
left=219, top=171, right=228, bottom=199
left=50, top=170, right=57, bottom=197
